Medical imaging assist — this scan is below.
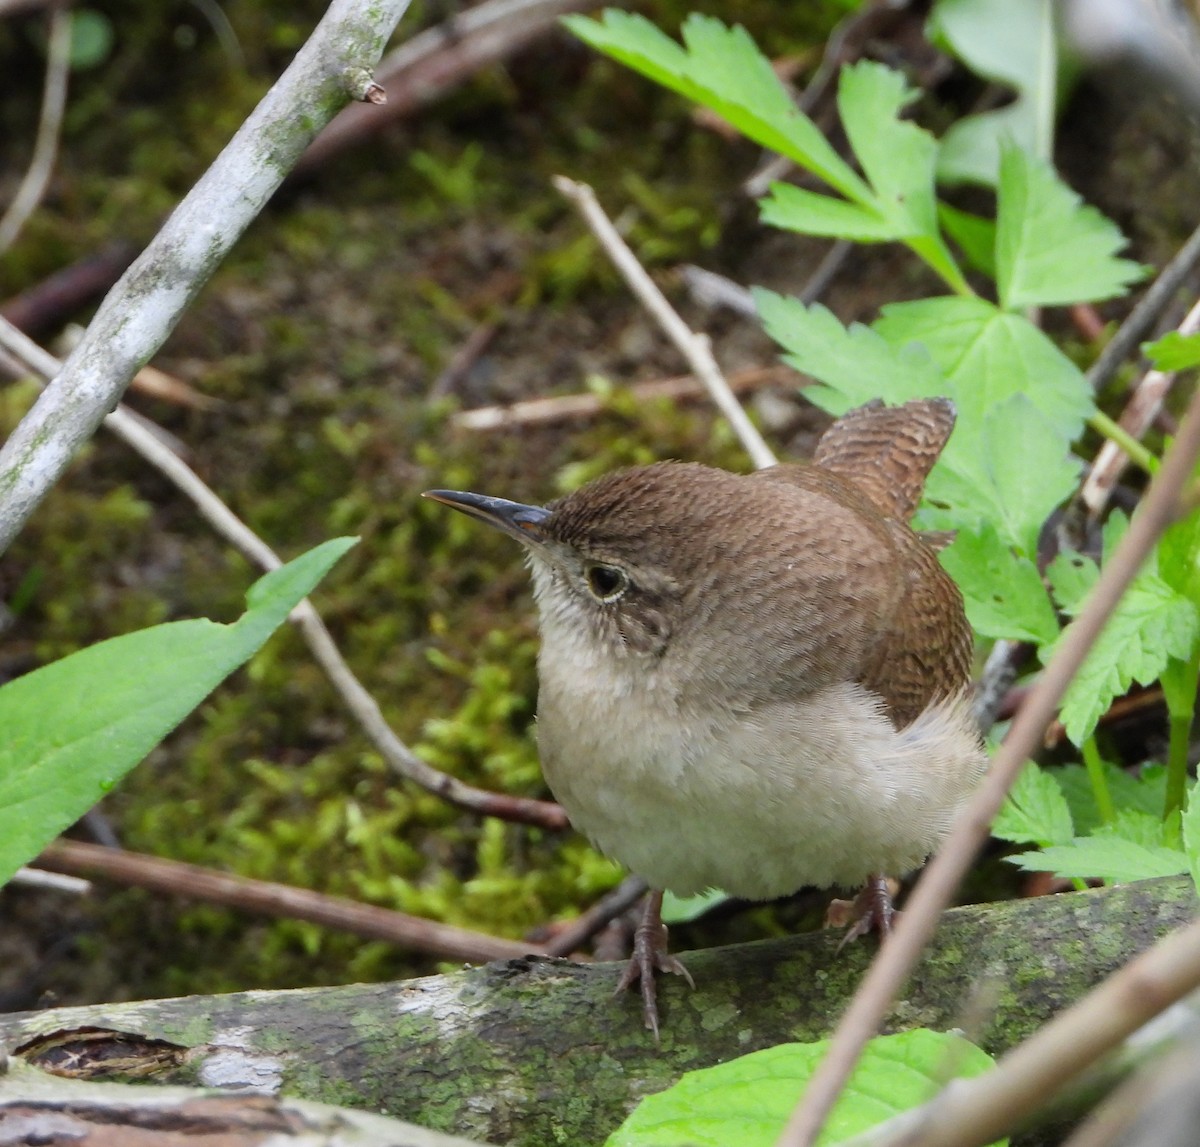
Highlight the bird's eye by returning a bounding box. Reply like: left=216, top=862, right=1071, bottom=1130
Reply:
left=585, top=563, right=628, bottom=602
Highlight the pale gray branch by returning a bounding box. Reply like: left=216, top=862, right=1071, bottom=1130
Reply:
left=0, top=0, right=414, bottom=555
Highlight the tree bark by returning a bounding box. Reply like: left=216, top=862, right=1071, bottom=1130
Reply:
left=1, top=878, right=1194, bottom=1146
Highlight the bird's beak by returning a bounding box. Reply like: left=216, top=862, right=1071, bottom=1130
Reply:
left=422, top=489, right=551, bottom=544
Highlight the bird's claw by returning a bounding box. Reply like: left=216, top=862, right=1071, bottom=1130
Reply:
left=828, top=874, right=900, bottom=954
left=616, top=894, right=695, bottom=1040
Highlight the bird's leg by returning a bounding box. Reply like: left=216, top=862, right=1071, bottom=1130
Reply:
left=615, top=889, right=695, bottom=1039
left=828, top=874, right=900, bottom=953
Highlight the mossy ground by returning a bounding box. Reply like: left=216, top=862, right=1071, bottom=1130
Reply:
left=1, top=0, right=1196, bottom=1009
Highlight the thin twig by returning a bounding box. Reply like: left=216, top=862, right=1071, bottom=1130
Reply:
left=543, top=875, right=648, bottom=958
left=9, top=867, right=91, bottom=895
left=1085, top=216, right=1200, bottom=395
left=798, top=239, right=855, bottom=305
left=1082, top=295, right=1200, bottom=516
left=553, top=176, right=777, bottom=470
left=970, top=638, right=1027, bottom=734
left=36, top=840, right=544, bottom=964
left=0, top=314, right=568, bottom=831
left=450, top=364, right=797, bottom=432
left=0, top=3, right=72, bottom=253
left=777, top=378, right=1200, bottom=1147
left=0, top=0, right=414, bottom=556
left=836, top=918, right=1200, bottom=1147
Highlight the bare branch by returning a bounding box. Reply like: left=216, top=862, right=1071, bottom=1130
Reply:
left=0, top=0, right=414, bottom=555
left=36, top=840, right=544, bottom=964
left=1082, top=293, right=1200, bottom=515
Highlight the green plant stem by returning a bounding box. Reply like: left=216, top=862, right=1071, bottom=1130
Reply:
left=1163, top=650, right=1200, bottom=820
left=906, top=235, right=974, bottom=298
left=1081, top=736, right=1115, bottom=825
left=1089, top=411, right=1159, bottom=476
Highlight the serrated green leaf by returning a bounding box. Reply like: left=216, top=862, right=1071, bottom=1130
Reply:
left=1047, top=589, right=1199, bottom=747
left=993, top=763, right=1074, bottom=847
left=1144, top=331, right=1200, bottom=373
left=0, top=538, right=357, bottom=889
left=753, top=290, right=946, bottom=414
left=760, top=185, right=896, bottom=241
left=1011, top=836, right=1188, bottom=883
left=995, top=147, right=1147, bottom=309
left=835, top=61, right=966, bottom=289
left=605, top=1029, right=999, bottom=1147
left=1055, top=762, right=1168, bottom=837
left=922, top=394, right=1080, bottom=555
left=837, top=62, right=937, bottom=239
left=1043, top=514, right=1200, bottom=744
left=874, top=296, right=1095, bottom=442
left=1046, top=549, right=1099, bottom=614
left=939, top=524, right=1060, bottom=643
left=1182, top=785, right=1200, bottom=896
left=1093, top=808, right=1174, bottom=849
left=564, top=12, right=868, bottom=201
left=929, top=0, right=1056, bottom=185
left=1158, top=506, right=1200, bottom=606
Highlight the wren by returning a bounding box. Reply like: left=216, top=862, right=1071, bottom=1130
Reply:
left=425, top=398, right=986, bottom=1036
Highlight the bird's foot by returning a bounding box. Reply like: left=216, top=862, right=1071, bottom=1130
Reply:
left=616, top=890, right=695, bottom=1041
left=827, top=874, right=900, bottom=953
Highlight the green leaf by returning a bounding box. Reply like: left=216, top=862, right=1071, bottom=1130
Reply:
left=837, top=62, right=938, bottom=239
left=1094, top=808, right=1176, bottom=850
left=836, top=61, right=968, bottom=291
left=0, top=539, right=357, bottom=888
left=874, top=296, right=1095, bottom=443
left=938, top=203, right=997, bottom=277
left=1011, top=836, right=1188, bottom=883
left=1158, top=505, right=1200, bottom=606
left=922, top=394, right=1080, bottom=555
left=761, top=293, right=1084, bottom=545
left=1055, top=762, right=1168, bottom=837
left=759, top=185, right=896, bottom=241
left=662, top=888, right=728, bottom=924
left=1182, top=785, right=1200, bottom=896
left=1144, top=331, right=1200, bottom=373
left=1044, top=515, right=1200, bottom=744
left=939, top=524, right=1060, bottom=643
left=993, top=763, right=1074, bottom=847
left=995, top=147, right=1147, bottom=309
left=929, top=0, right=1056, bottom=185
left=605, top=1029, right=999, bottom=1147
left=563, top=12, right=868, bottom=201
left=1045, top=550, right=1099, bottom=614
left=753, top=290, right=946, bottom=414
